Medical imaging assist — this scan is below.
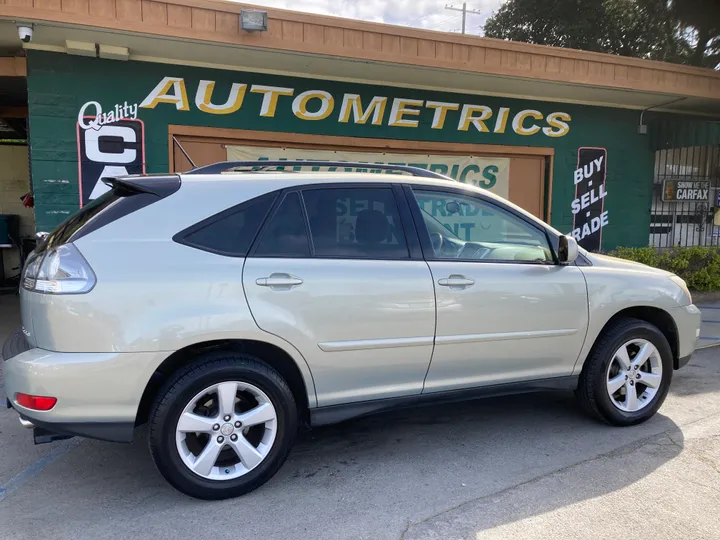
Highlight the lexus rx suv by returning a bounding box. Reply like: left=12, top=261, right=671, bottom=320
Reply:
left=3, top=161, right=701, bottom=499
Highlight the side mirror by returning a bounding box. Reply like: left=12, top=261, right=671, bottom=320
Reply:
left=558, top=235, right=578, bottom=264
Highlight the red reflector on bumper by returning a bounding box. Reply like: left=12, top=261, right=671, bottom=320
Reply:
left=16, top=393, right=57, bottom=411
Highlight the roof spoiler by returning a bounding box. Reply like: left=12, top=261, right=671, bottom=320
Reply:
left=101, top=175, right=181, bottom=198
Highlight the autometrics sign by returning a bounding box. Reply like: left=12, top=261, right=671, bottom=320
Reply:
left=75, top=75, right=570, bottom=202
left=135, top=76, right=572, bottom=139
left=227, top=145, right=510, bottom=198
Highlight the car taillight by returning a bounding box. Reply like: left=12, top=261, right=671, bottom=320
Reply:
left=16, top=393, right=57, bottom=411
left=22, top=243, right=96, bottom=294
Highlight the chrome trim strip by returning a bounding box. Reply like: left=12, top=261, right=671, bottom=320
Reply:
left=435, top=328, right=579, bottom=345
left=318, top=336, right=434, bottom=352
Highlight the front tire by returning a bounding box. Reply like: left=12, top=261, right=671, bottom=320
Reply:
left=148, top=352, right=298, bottom=500
left=576, top=318, right=673, bottom=426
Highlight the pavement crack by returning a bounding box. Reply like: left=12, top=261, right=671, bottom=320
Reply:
left=666, top=433, right=684, bottom=449
left=683, top=478, right=720, bottom=495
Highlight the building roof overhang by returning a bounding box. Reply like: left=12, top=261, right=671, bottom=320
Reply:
left=1, top=0, right=719, bottom=116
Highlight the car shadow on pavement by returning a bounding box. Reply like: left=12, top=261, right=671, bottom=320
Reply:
left=669, top=351, right=720, bottom=396
left=0, top=390, right=684, bottom=540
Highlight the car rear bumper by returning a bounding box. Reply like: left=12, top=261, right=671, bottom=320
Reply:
left=672, top=304, right=702, bottom=368
left=2, top=331, right=166, bottom=442
left=8, top=411, right=135, bottom=443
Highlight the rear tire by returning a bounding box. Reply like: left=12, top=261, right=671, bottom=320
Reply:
left=575, top=318, right=673, bottom=426
left=2, top=327, right=27, bottom=360
left=148, top=352, right=298, bottom=500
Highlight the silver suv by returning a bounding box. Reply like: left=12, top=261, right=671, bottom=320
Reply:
left=3, top=161, right=701, bottom=499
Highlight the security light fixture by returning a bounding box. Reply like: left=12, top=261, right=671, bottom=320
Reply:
left=638, top=96, right=687, bottom=136
left=240, top=10, right=268, bottom=32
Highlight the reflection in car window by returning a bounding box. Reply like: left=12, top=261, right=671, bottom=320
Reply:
left=43, top=190, right=120, bottom=249
left=255, top=192, right=311, bottom=257
left=419, top=206, right=461, bottom=240
left=302, top=188, right=409, bottom=259
left=413, top=189, right=553, bottom=263
left=184, top=195, right=275, bottom=256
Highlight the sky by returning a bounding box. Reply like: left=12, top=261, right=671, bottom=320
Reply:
left=233, top=0, right=505, bottom=35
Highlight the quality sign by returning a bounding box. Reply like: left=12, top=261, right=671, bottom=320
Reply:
left=77, top=103, right=145, bottom=206
left=662, top=180, right=710, bottom=202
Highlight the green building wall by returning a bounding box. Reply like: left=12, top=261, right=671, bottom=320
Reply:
left=27, top=50, right=658, bottom=250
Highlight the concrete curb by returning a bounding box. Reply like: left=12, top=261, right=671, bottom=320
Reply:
left=692, top=291, right=720, bottom=304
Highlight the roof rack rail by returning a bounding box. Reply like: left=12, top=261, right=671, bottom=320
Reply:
left=184, top=160, right=450, bottom=180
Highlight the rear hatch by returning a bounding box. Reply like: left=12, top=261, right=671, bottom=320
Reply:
left=19, top=175, right=180, bottom=350
left=37, top=175, right=181, bottom=250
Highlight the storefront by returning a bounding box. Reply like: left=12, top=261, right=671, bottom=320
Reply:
left=26, top=49, right=657, bottom=251
left=1, top=0, right=720, bottom=267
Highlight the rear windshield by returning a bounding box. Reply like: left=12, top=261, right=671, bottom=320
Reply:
left=41, top=191, right=122, bottom=250
left=36, top=175, right=181, bottom=253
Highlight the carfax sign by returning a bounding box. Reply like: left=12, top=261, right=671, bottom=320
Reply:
left=662, top=180, right=710, bottom=202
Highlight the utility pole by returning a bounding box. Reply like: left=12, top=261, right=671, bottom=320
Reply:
left=444, top=2, right=483, bottom=34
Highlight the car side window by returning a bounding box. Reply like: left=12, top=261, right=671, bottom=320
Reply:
left=254, top=192, right=311, bottom=257
left=178, top=194, right=276, bottom=256
left=302, top=187, right=409, bottom=259
left=412, top=189, right=553, bottom=263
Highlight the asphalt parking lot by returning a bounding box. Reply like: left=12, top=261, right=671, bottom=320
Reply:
left=1, top=296, right=719, bottom=539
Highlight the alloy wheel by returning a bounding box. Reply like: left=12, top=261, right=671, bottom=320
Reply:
left=606, top=339, right=663, bottom=413
left=175, top=381, right=278, bottom=480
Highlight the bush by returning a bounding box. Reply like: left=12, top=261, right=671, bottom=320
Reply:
left=609, top=246, right=720, bottom=292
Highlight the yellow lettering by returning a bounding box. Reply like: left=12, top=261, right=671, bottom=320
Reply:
left=493, top=107, right=510, bottom=133
left=458, top=105, right=492, bottom=132
left=543, top=112, right=572, bottom=137
left=250, top=85, right=294, bottom=117
left=195, top=81, right=247, bottom=115
left=512, top=110, right=543, bottom=136
left=139, top=76, right=189, bottom=111
left=338, top=94, right=387, bottom=125
left=388, top=98, right=423, bottom=128
left=425, top=101, right=459, bottom=129
left=292, top=90, right=335, bottom=121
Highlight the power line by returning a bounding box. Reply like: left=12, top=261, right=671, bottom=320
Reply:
left=445, top=2, right=484, bottom=34
left=425, top=13, right=462, bottom=31
left=404, top=6, right=447, bottom=27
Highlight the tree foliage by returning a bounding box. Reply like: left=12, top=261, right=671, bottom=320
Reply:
left=483, top=0, right=720, bottom=69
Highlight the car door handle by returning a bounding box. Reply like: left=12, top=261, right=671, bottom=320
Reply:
left=256, top=273, right=303, bottom=289
left=437, top=275, right=475, bottom=289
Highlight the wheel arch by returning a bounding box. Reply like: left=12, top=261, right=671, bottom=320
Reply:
left=581, top=306, right=680, bottom=373
left=136, top=339, right=315, bottom=428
